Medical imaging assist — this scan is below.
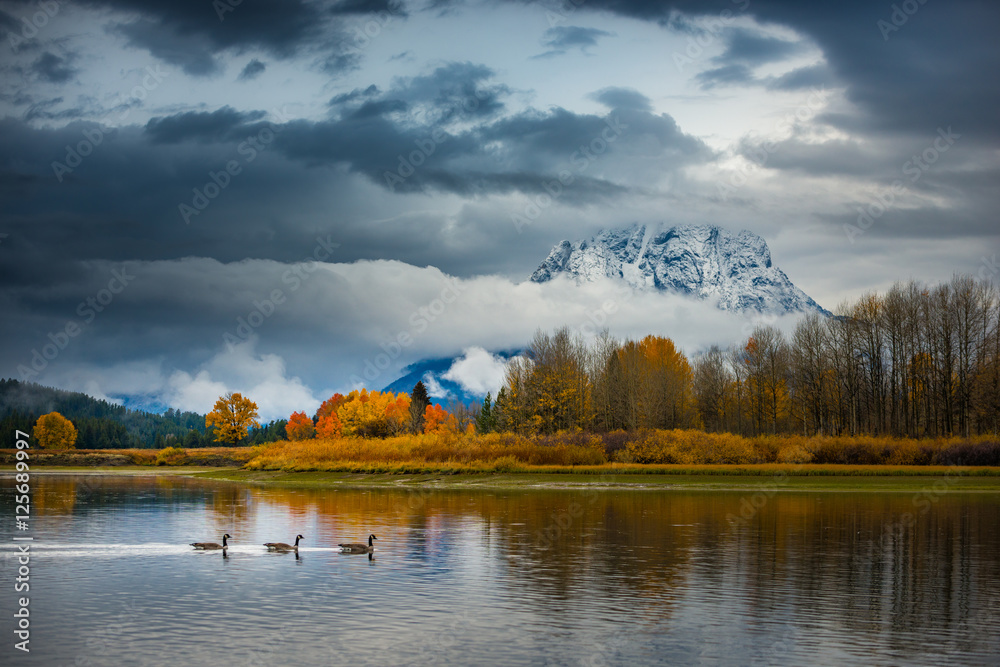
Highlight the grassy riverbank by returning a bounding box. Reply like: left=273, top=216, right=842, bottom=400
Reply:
left=4, top=463, right=999, bottom=490
left=0, top=447, right=256, bottom=467
left=4, top=438, right=1000, bottom=491
left=192, top=467, right=1000, bottom=491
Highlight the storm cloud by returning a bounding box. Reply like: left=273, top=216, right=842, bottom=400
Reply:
left=0, top=0, right=997, bottom=414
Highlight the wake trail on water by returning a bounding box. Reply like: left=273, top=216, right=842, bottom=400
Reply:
left=0, top=544, right=350, bottom=557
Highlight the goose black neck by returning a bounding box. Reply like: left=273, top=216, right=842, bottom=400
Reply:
left=294, top=536, right=301, bottom=546
left=368, top=535, right=374, bottom=547
left=222, top=535, right=228, bottom=547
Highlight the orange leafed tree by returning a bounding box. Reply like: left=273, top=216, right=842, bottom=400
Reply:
left=613, top=335, right=700, bottom=430
left=285, top=411, right=315, bottom=441
left=315, top=411, right=343, bottom=439
left=423, top=404, right=459, bottom=434
left=34, top=411, right=77, bottom=449
left=315, top=393, right=346, bottom=421
left=336, top=389, right=411, bottom=437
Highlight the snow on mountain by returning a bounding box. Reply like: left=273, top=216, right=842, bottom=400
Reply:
left=530, top=224, right=829, bottom=315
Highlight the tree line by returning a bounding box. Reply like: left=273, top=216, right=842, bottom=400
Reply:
left=0, top=380, right=286, bottom=448
left=479, top=275, right=1000, bottom=438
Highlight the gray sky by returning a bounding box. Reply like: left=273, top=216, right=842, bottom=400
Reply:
left=1, top=0, right=997, bottom=419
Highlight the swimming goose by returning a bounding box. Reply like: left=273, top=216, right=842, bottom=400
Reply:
left=191, top=534, right=231, bottom=550
left=265, top=534, right=303, bottom=551
left=339, top=534, right=377, bottom=553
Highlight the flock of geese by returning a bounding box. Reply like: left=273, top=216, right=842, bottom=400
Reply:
left=190, top=533, right=377, bottom=555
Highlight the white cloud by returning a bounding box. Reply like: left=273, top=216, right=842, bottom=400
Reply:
left=421, top=372, right=450, bottom=399
left=442, top=347, right=508, bottom=397
left=44, top=338, right=319, bottom=422
left=161, top=339, right=320, bottom=422
left=164, top=370, right=228, bottom=414
left=14, top=257, right=807, bottom=416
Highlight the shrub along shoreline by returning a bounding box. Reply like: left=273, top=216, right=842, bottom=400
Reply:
left=244, top=429, right=1000, bottom=471
left=4, top=429, right=1000, bottom=473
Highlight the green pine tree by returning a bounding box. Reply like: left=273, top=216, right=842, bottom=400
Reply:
left=492, top=387, right=509, bottom=432
left=476, top=393, right=494, bottom=434
left=410, top=381, right=430, bottom=433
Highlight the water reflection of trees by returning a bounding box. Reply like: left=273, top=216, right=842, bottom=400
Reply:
left=719, top=493, right=999, bottom=652
left=239, top=485, right=1000, bottom=648
left=29, top=475, right=257, bottom=534
left=27, top=475, right=999, bottom=650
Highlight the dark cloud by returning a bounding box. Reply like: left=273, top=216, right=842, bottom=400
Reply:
left=0, top=0, right=994, bottom=413
left=113, top=19, right=220, bottom=76
left=717, top=29, right=801, bottom=65
left=329, top=0, right=405, bottom=15
left=738, top=137, right=886, bottom=178
left=541, top=26, right=613, bottom=50
left=144, top=107, right=267, bottom=144
left=0, top=8, right=19, bottom=33
left=388, top=62, right=509, bottom=122
left=22, top=96, right=98, bottom=122
left=328, top=85, right=380, bottom=107
left=348, top=98, right=408, bottom=119
left=81, top=0, right=340, bottom=75
left=592, top=87, right=653, bottom=113
left=541, top=0, right=1000, bottom=142
left=237, top=59, right=266, bottom=81
left=480, top=106, right=706, bottom=162
left=32, top=52, right=78, bottom=83
left=316, top=51, right=364, bottom=77
left=533, top=25, right=614, bottom=58
left=0, top=51, right=709, bottom=294
left=765, top=64, right=833, bottom=91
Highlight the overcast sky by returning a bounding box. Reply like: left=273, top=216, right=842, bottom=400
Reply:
left=1, top=0, right=998, bottom=419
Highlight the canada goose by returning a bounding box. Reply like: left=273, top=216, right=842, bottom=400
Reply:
left=339, top=534, right=377, bottom=553
left=264, top=534, right=303, bottom=551
left=191, top=534, right=231, bottom=550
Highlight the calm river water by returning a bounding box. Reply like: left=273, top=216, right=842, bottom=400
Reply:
left=1, top=473, right=999, bottom=666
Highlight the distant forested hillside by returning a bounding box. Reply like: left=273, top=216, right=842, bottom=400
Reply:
left=0, top=379, right=286, bottom=448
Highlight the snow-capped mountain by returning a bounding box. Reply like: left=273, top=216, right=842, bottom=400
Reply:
left=530, top=224, right=829, bottom=315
